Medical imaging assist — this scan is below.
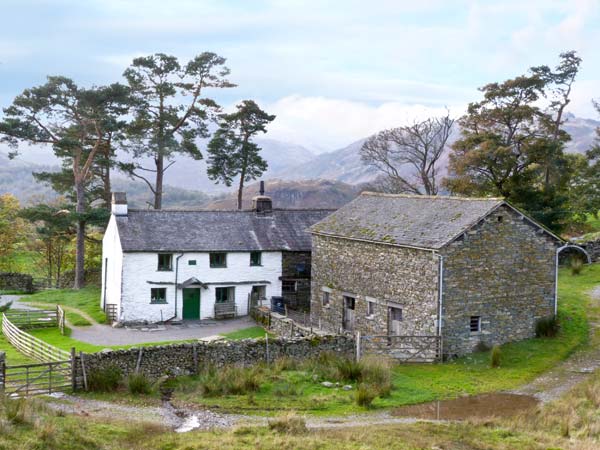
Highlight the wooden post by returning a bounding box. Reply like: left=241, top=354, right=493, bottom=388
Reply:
left=356, top=331, right=361, bottom=362
left=80, top=352, right=88, bottom=391
left=265, top=333, right=270, bottom=365
left=135, top=348, right=144, bottom=374
left=0, top=351, right=5, bottom=396
left=284, top=304, right=288, bottom=317
left=70, top=347, right=77, bottom=392
left=192, top=343, right=198, bottom=375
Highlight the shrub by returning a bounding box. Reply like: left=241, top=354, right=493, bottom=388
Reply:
left=334, top=357, right=363, bottom=382
left=196, top=365, right=263, bottom=397
left=268, top=412, right=307, bottom=434
left=355, top=383, right=378, bottom=407
left=570, top=257, right=584, bottom=276
left=490, top=345, right=501, bottom=368
left=0, top=300, right=12, bottom=313
left=536, top=316, right=560, bottom=338
left=273, top=356, right=298, bottom=373
left=87, top=365, right=122, bottom=392
left=127, top=373, right=153, bottom=395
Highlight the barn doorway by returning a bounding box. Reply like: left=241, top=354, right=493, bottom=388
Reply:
left=343, top=295, right=355, bottom=332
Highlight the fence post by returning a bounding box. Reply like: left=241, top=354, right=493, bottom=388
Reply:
left=265, top=333, right=270, bottom=365
left=70, top=347, right=77, bottom=392
left=0, top=351, right=5, bottom=396
left=355, top=331, right=361, bottom=362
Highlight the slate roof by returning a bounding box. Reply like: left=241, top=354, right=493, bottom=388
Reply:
left=116, top=209, right=334, bottom=252
left=310, top=192, right=559, bottom=250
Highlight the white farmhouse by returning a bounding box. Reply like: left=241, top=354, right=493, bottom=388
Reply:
left=101, top=190, right=332, bottom=324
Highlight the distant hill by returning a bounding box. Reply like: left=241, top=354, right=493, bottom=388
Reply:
left=206, top=179, right=360, bottom=210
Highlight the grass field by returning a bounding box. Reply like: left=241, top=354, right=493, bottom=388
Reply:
left=21, top=287, right=106, bottom=324
left=220, top=326, right=274, bottom=340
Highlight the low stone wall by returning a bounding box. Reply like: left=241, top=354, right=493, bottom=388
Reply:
left=0, top=272, right=34, bottom=293
left=577, top=239, right=600, bottom=263
left=73, top=335, right=353, bottom=383
left=269, top=312, right=318, bottom=338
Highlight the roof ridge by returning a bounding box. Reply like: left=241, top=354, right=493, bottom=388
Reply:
left=127, top=208, right=337, bottom=213
left=360, top=192, right=505, bottom=202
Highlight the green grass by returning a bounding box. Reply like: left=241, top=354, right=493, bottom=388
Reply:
left=65, top=310, right=92, bottom=326
left=21, top=286, right=106, bottom=324
left=221, top=326, right=273, bottom=340
left=0, top=316, right=36, bottom=365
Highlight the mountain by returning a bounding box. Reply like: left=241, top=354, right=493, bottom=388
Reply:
left=206, top=179, right=360, bottom=210
left=275, top=114, right=600, bottom=185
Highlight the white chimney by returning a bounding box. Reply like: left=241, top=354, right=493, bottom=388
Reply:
left=111, top=192, right=128, bottom=216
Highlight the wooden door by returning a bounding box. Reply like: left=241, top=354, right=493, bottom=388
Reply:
left=388, top=306, right=403, bottom=335
left=182, top=288, right=201, bottom=320
left=343, top=296, right=355, bottom=332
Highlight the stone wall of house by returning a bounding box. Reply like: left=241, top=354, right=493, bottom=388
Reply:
left=73, top=335, right=353, bottom=382
left=0, top=272, right=34, bottom=293
left=441, top=204, right=558, bottom=357
left=281, top=251, right=312, bottom=310
left=310, top=234, right=440, bottom=337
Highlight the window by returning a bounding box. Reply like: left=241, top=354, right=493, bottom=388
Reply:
left=470, top=316, right=481, bottom=332
left=322, top=291, right=330, bottom=307
left=497, top=215, right=503, bottom=223
left=150, top=288, right=167, bottom=304
left=282, top=280, right=297, bottom=293
left=343, top=295, right=355, bottom=310
left=367, top=301, right=375, bottom=317
left=188, top=260, right=197, bottom=266
left=157, top=253, right=173, bottom=271
left=210, top=252, right=227, bottom=268
left=215, top=286, right=235, bottom=303
left=390, top=307, right=402, bottom=322
left=250, top=251, right=262, bottom=266
left=295, top=263, right=307, bottom=275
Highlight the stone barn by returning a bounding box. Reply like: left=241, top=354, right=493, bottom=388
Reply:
left=309, top=192, right=562, bottom=357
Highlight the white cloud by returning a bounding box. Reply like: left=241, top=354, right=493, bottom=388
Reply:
left=263, top=95, right=466, bottom=151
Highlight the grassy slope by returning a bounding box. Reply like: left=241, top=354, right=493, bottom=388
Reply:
left=220, top=326, right=274, bottom=340
left=21, top=287, right=106, bottom=324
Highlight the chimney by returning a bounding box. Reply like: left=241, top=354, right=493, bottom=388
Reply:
left=111, top=192, right=128, bottom=216
left=252, top=181, right=272, bottom=215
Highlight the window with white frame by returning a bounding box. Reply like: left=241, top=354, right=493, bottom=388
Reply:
left=367, top=300, right=375, bottom=317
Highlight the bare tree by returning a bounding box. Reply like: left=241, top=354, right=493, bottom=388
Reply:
left=360, top=114, right=454, bottom=195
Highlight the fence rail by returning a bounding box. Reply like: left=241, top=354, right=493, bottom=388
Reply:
left=3, top=309, right=58, bottom=329
left=2, top=360, right=72, bottom=397
left=358, top=334, right=442, bottom=363
left=1, top=312, right=70, bottom=362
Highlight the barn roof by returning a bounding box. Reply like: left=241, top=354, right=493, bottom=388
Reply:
left=115, top=209, right=334, bottom=252
left=309, top=192, right=561, bottom=250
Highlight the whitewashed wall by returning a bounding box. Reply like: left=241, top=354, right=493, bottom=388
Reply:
left=119, top=251, right=282, bottom=323
left=100, top=215, right=123, bottom=317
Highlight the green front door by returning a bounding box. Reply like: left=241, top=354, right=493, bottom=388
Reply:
left=182, top=288, right=201, bottom=320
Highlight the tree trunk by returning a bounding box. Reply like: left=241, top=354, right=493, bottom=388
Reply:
left=74, top=180, right=86, bottom=290
left=237, top=172, right=245, bottom=210
left=102, top=143, right=112, bottom=208
left=154, top=153, right=164, bottom=210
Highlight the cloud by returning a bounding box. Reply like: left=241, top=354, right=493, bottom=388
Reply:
left=263, top=95, right=466, bottom=151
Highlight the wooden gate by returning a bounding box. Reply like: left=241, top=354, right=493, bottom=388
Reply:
left=1, top=359, right=73, bottom=397
left=358, top=334, right=442, bottom=363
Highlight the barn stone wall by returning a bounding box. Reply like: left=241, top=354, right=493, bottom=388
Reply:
left=73, top=335, right=353, bottom=382
left=310, top=234, right=440, bottom=337
left=0, top=272, right=34, bottom=293
left=440, top=204, right=558, bottom=356
left=281, top=251, right=312, bottom=310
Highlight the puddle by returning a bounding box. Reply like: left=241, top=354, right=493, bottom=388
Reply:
left=175, top=415, right=200, bottom=433
left=392, top=393, right=539, bottom=420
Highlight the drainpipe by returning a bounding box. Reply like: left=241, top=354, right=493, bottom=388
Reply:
left=436, top=253, right=444, bottom=337
left=555, top=244, right=569, bottom=317
left=165, top=253, right=184, bottom=322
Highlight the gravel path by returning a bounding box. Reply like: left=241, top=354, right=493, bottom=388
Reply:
left=509, top=285, right=600, bottom=403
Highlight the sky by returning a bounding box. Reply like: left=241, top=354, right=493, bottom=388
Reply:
left=1, top=0, right=599, bottom=152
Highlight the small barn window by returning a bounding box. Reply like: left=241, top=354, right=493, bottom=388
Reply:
left=322, top=291, right=330, bottom=307
left=157, top=254, right=172, bottom=271
left=210, top=252, right=227, bottom=268
left=150, top=288, right=167, bottom=304
left=250, top=251, right=262, bottom=266
left=188, top=260, right=197, bottom=266
left=497, top=215, right=503, bottom=223
left=470, top=316, right=481, bottom=332
left=367, top=301, right=375, bottom=317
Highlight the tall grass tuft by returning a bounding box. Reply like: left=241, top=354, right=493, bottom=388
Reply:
left=536, top=316, right=560, bottom=338
left=355, top=383, right=378, bottom=407
left=268, top=412, right=307, bottom=434
left=127, top=372, right=153, bottom=395
left=570, top=257, right=584, bottom=276
left=87, top=365, right=122, bottom=392
left=196, top=365, right=263, bottom=397
left=490, top=345, right=501, bottom=368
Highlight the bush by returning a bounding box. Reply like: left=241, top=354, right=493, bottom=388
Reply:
left=2, top=398, right=28, bottom=425
left=127, top=373, right=153, bottom=395
left=87, top=365, right=122, bottom=392
left=268, top=412, right=307, bottom=434
left=355, top=383, right=378, bottom=407
left=490, top=345, right=501, bottom=368
left=0, top=300, right=12, bottom=313
left=570, top=257, right=584, bottom=275
left=536, top=316, right=560, bottom=338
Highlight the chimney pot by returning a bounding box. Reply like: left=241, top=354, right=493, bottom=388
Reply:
left=111, top=192, right=128, bottom=216
left=252, top=181, right=272, bottom=215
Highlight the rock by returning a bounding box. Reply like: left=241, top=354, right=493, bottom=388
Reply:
left=343, top=385, right=352, bottom=391
left=321, top=381, right=334, bottom=388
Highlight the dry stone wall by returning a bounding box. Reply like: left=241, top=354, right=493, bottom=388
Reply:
left=441, top=204, right=557, bottom=356
left=0, top=272, right=34, bottom=293
left=73, top=335, right=353, bottom=382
